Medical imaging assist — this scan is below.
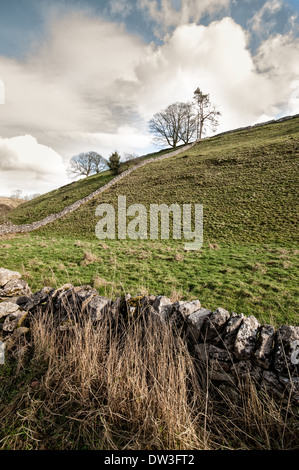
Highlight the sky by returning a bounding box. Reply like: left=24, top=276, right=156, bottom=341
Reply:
left=0, top=0, right=298, bottom=197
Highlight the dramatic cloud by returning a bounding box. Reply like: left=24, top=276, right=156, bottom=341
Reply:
left=0, top=13, right=145, bottom=141
left=0, top=7, right=298, bottom=195
left=132, top=17, right=299, bottom=130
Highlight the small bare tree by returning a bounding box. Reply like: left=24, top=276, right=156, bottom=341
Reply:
left=68, top=151, right=108, bottom=178
left=10, top=189, right=22, bottom=201
left=178, top=102, right=197, bottom=144
left=193, top=88, right=221, bottom=141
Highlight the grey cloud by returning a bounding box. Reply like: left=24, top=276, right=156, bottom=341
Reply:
left=0, top=145, right=18, bottom=171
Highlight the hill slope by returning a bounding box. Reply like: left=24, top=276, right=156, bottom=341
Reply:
left=5, top=145, right=187, bottom=226
left=35, top=116, right=299, bottom=244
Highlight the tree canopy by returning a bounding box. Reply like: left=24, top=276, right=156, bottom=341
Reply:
left=148, top=88, right=221, bottom=148
left=68, top=151, right=108, bottom=178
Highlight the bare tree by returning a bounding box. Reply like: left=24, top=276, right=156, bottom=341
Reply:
left=68, top=151, right=108, bottom=178
left=90, top=152, right=109, bottom=173
left=148, top=92, right=218, bottom=148
left=148, top=102, right=188, bottom=148
left=178, top=102, right=197, bottom=144
left=193, top=88, right=221, bottom=141
left=10, top=189, right=22, bottom=200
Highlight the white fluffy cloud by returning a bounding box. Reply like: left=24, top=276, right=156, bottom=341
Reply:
left=0, top=13, right=145, bottom=139
left=0, top=10, right=298, bottom=196
left=132, top=18, right=299, bottom=130
left=254, top=32, right=299, bottom=116
left=0, top=135, right=68, bottom=196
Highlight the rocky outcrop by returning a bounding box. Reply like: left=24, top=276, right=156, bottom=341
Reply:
left=0, top=267, right=298, bottom=404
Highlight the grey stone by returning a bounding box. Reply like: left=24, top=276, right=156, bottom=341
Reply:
left=86, top=295, right=112, bottom=321
left=0, top=301, right=20, bottom=319
left=0, top=278, right=31, bottom=298
left=0, top=267, right=21, bottom=287
left=273, top=325, right=299, bottom=375
left=172, top=300, right=201, bottom=318
left=187, top=308, right=212, bottom=342
left=50, top=284, right=74, bottom=303
left=16, top=286, right=54, bottom=311
left=209, top=370, right=235, bottom=383
left=278, top=376, right=299, bottom=402
left=73, top=286, right=99, bottom=302
left=194, top=343, right=210, bottom=363
left=2, top=310, right=28, bottom=332
left=234, top=315, right=260, bottom=359
left=208, top=344, right=233, bottom=370
left=4, top=327, right=30, bottom=351
left=169, top=300, right=201, bottom=329
left=218, top=384, right=240, bottom=405
left=203, top=307, right=230, bottom=340
left=195, top=344, right=234, bottom=383
left=223, top=312, right=245, bottom=348
left=151, top=296, right=173, bottom=322
left=254, top=324, right=275, bottom=369
left=261, top=370, right=285, bottom=400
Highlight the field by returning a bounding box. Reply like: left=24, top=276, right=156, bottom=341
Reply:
left=0, top=117, right=298, bottom=451
left=1, top=117, right=298, bottom=325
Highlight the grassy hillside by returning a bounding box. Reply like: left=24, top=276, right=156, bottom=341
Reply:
left=6, top=170, right=114, bottom=225
left=1, top=117, right=298, bottom=324
left=35, top=117, right=298, bottom=243
left=6, top=145, right=183, bottom=225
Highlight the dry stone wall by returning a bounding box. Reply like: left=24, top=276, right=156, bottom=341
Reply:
left=0, top=267, right=298, bottom=404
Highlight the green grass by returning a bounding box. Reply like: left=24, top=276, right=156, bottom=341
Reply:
left=5, top=170, right=115, bottom=225
left=1, top=234, right=298, bottom=325
left=1, top=116, right=298, bottom=325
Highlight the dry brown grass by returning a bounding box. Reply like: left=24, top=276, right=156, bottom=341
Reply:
left=81, top=251, right=101, bottom=266
left=0, top=307, right=298, bottom=450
